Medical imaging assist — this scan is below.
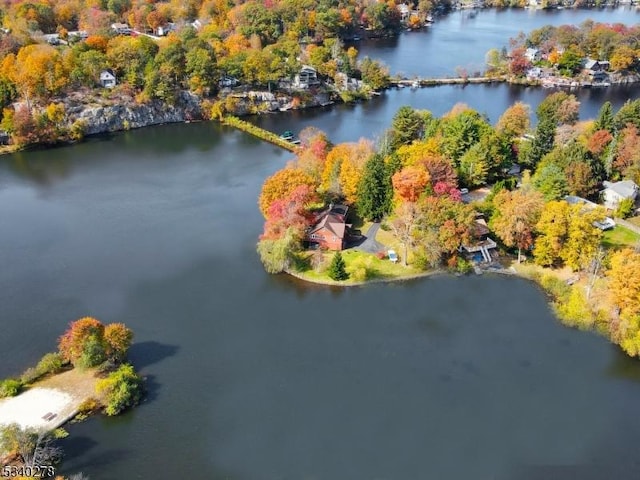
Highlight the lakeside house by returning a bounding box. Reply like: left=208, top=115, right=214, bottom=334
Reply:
left=525, top=48, right=541, bottom=63
left=100, top=70, right=117, bottom=88
left=601, top=180, right=639, bottom=209
left=111, top=23, right=132, bottom=35
left=294, top=65, right=320, bottom=89
left=461, top=217, right=497, bottom=263
left=155, top=23, right=175, bottom=36
left=305, top=204, right=351, bottom=251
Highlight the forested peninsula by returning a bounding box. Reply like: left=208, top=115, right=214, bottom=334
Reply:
left=256, top=96, right=640, bottom=358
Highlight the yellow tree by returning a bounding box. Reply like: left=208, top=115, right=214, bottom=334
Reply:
left=491, top=189, right=544, bottom=263
left=534, top=200, right=571, bottom=266
left=337, top=139, right=374, bottom=204
left=608, top=249, right=640, bottom=316
left=321, top=143, right=351, bottom=194
left=1, top=45, right=69, bottom=106
left=496, top=101, right=531, bottom=140
left=396, top=138, right=441, bottom=167
left=610, top=45, right=637, bottom=72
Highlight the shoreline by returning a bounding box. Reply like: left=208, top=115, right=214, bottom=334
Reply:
left=2, top=73, right=638, bottom=158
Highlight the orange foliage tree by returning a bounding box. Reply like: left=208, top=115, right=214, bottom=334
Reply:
left=259, top=167, right=316, bottom=217
left=392, top=165, right=431, bottom=202
left=58, top=317, right=106, bottom=368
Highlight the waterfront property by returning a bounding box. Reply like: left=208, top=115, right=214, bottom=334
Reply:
left=305, top=204, right=351, bottom=251
left=601, top=180, right=639, bottom=209
left=100, top=70, right=117, bottom=89
left=461, top=217, right=497, bottom=263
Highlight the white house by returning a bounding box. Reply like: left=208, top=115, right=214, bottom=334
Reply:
left=111, top=23, right=131, bottom=35
left=525, top=48, right=541, bottom=63
left=294, top=65, right=319, bottom=88
left=100, top=70, right=117, bottom=88
left=601, top=180, right=638, bottom=209
left=155, top=23, right=175, bottom=36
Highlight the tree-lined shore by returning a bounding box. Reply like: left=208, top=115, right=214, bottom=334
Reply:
left=256, top=95, right=640, bottom=357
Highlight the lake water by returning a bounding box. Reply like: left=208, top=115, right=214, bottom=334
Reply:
left=1, top=8, right=640, bottom=480
left=356, top=7, right=640, bottom=77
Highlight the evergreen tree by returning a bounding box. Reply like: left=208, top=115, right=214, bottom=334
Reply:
left=524, top=116, right=555, bottom=167
left=357, top=153, right=392, bottom=221
left=594, top=101, right=614, bottom=133
left=390, top=106, right=424, bottom=149
left=328, top=251, right=349, bottom=281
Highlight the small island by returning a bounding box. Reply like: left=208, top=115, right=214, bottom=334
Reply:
left=0, top=317, right=143, bottom=479
left=256, top=96, right=640, bottom=358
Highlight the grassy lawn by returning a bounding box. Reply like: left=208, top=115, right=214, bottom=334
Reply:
left=602, top=225, right=640, bottom=250
left=294, top=249, right=423, bottom=285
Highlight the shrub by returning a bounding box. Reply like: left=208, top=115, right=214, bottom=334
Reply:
left=539, top=273, right=571, bottom=302
left=36, top=352, right=65, bottom=377
left=615, top=197, right=635, bottom=219
left=0, top=379, right=22, bottom=397
left=20, top=368, right=40, bottom=385
left=455, top=257, right=473, bottom=274
left=96, top=364, right=144, bottom=416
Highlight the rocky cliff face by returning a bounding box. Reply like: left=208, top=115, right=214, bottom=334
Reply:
left=66, top=91, right=203, bottom=136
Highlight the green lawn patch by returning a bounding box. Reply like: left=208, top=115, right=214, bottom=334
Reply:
left=602, top=225, right=640, bottom=250
left=294, top=249, right=423, bottom=285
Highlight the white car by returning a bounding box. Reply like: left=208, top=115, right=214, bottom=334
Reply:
left=388, top=250, right=398, bottom=263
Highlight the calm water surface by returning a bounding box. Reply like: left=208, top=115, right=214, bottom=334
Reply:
left=1, top=8, right=640, bottom=480
left=357, top=8, right=640, bottom=77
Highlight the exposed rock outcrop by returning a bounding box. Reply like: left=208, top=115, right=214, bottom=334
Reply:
left=68, top=91, right=203, bottom=136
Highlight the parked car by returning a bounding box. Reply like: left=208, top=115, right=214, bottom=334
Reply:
left=388, top=249, right=398, bottom=263
left=593, top=217, right=616, bottom=231
left=459, top=188, right=469, bottom=195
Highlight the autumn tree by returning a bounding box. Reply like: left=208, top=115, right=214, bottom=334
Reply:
left=262, top=185, right=316, bottom=241
left=1, top=44, right=69, bottom=106
left=392, top=165, right=430, bottom=202
left=496, top=101, right=531, bottom=140
left=258, top=167, right=316, bottom=217
left=104, top=323, right=133, bottom=363
left=358, top=56, right=390, bottom=90
left=534, top=201, right=604, bottom=270
left=491, top=189, right=544, bottom=262
left=390, top=201, right=422, bottom=266
left=438, top=106, right=492, bottom=165
left=58, top=317, right=107, bottom=368
left=96, top=364, right=144, bottom=416
left=608, top=249, right=640, bottom=317
left=608, top=249, right=640, bottom=356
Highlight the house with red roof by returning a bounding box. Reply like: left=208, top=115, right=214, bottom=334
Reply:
left=305, top=204, right=351, bottom=251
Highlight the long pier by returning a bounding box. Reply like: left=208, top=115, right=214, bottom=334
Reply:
left=221, top=115, right=300, bottom=152
left=390, top=76, right=508, bottom=88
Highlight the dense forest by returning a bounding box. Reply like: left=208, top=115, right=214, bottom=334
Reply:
left=257, top=96, right=640, bottom=355
left=0, top=0, right=460, bottom=145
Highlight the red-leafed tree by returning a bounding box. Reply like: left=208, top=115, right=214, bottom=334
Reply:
left=586, top=129, right=613, bottom=157
left=262, top=185, right=317, bottom=240
left=258, top=167, right=316, bottom=217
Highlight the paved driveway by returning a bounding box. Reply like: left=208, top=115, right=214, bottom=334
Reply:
left=355, top=222, right=386, bottom=254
